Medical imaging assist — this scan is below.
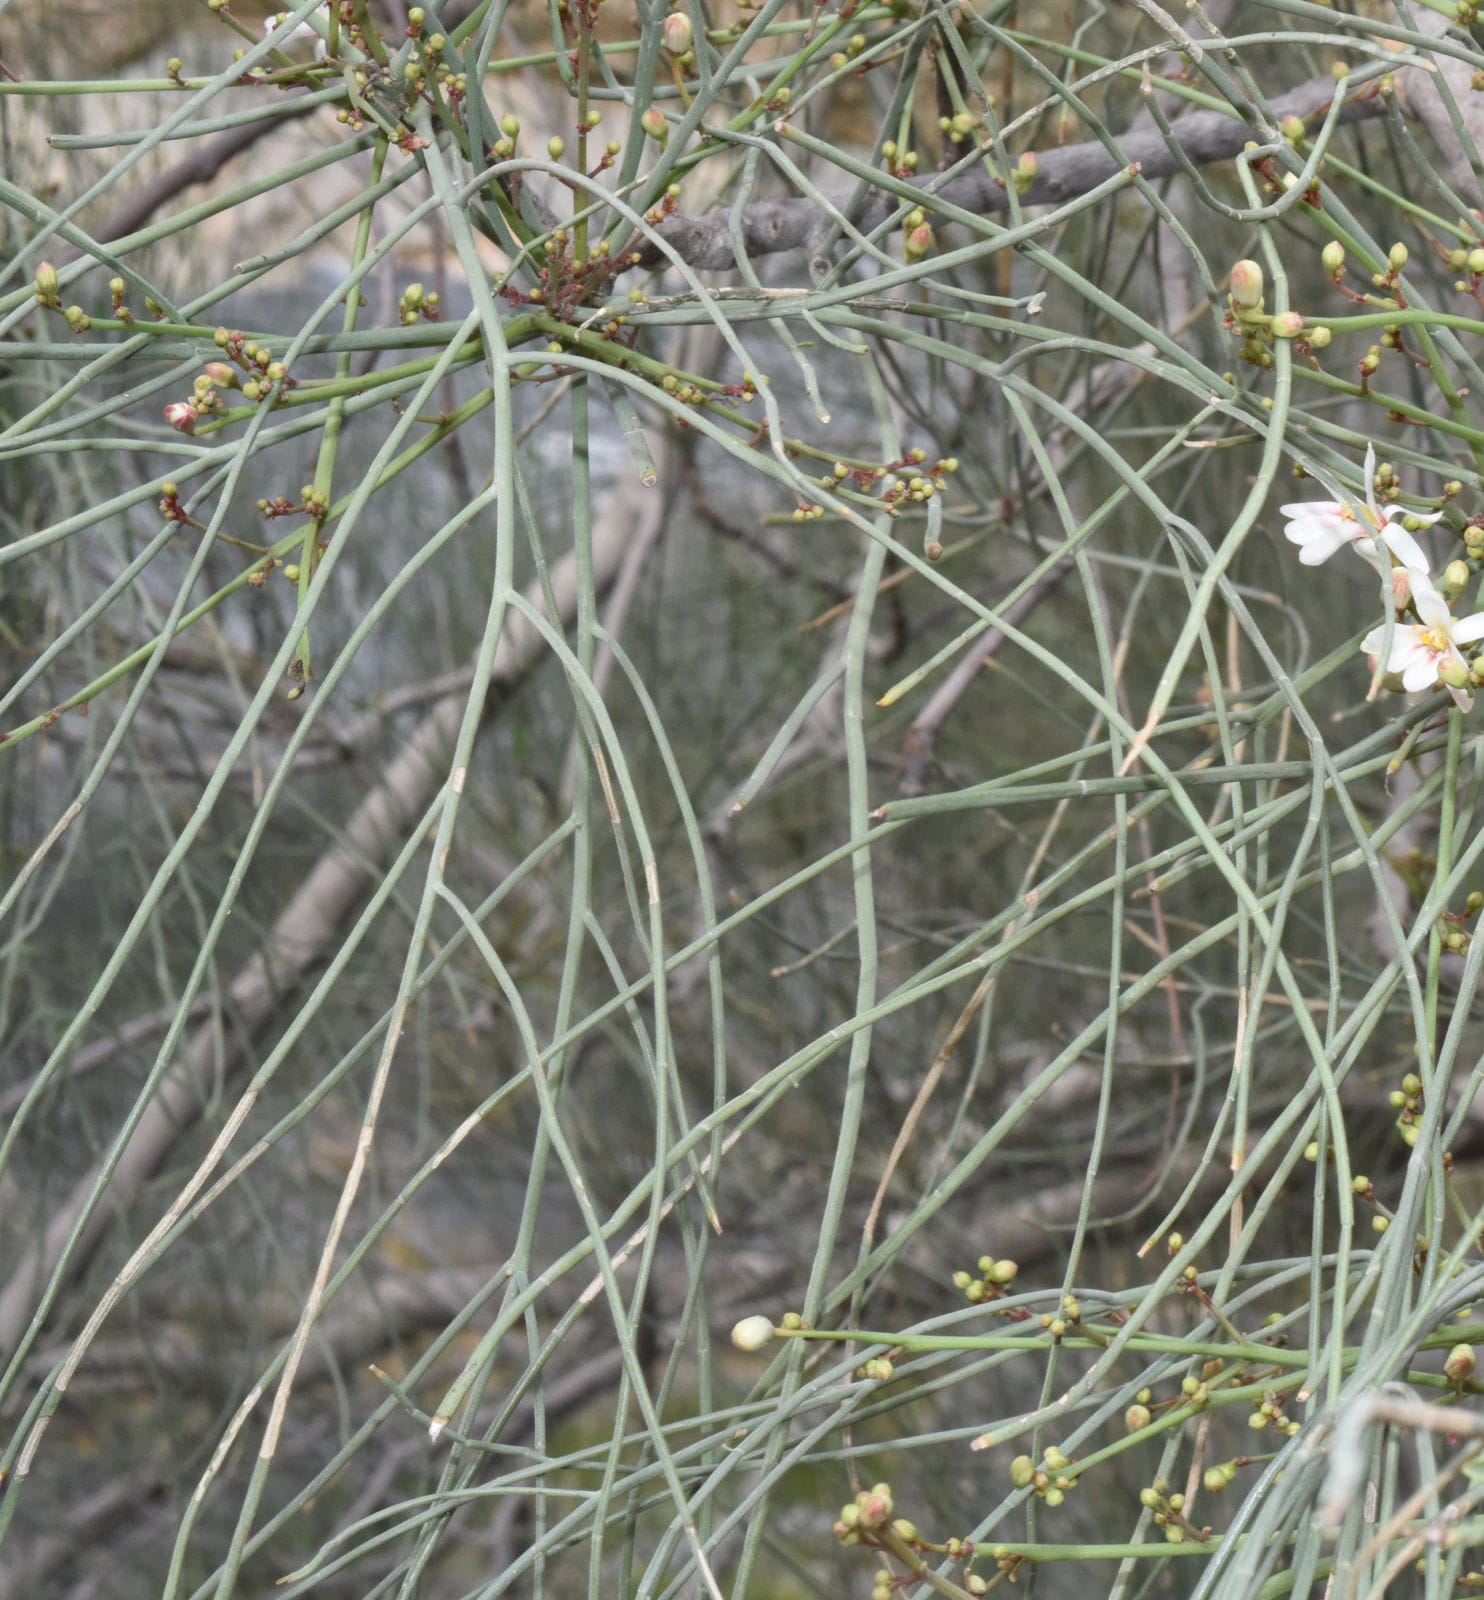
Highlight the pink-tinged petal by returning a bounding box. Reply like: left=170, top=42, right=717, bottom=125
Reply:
left=1383, top=638, right=1424, bottom=676
left=1401, top=650, right=1441, bottom=693
left=1451, top=611, right=1484, bottom=645
left=1366, top=624, right=1423, bottom=676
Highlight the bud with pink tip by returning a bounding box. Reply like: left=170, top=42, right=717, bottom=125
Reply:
left=662, top=11, right=692, bottom=54
left=1229, top=259, right=1265, bottom=309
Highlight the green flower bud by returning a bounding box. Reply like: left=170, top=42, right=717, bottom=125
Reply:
left=1388, top=241, right=1409, bottom=273
left=1321, top=241, right=1346, bottom=275
left=641, top=106, right=668, bottom=143
left=1440, top=656, right=1471, bottom=690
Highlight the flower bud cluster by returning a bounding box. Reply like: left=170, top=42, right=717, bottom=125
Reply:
left=938, top=110, right=978, bottom=144
left=1009, top=1445, right=1074, bottom=1507
left=1247, top=1391, right=1299, bottom=1438
left=951, top=1253, right=1019, bottom=1305
left=879, top=139, right=918, bottom=177
left=903, top=207, right=933, bottom=263
left=399, top=282, right=440, bottom=324
left=1202, top=1459, right=1242, bottom=1495
left=1040, top=1294, right=1081, bottom=1340
left=1390, top=1071, right=1424, bottom=1147
left=1139, top=1479, right=1210, bottom=1543
left=832, top=1483, right=894, bottom=1545
left=1225, top=258, right=1335, bottom=364
left=32, top=262, right=61, bottom=310
left=1124, top=1388, right=1154, bottom=1433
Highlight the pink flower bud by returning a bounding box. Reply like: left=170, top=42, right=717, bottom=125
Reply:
left=164, top=402, right=198, bottom=433
left=856, top=1486, right=893, bottom=1528
left=662, top=11, right=692, bottom=54
left=1445, top=1343, right=1477, bottom=1384
left=641, top=106, right=668, bottom=143
left=1229, top=259, right=1265, bottom=309
left=904, top=223, right=934, bottom=261
left=203, top=362, right=239, bottom=388
left=1391, top=567, right=1413, bottom=611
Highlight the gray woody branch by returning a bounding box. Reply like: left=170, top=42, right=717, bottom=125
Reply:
left=637, top=74, right=1388, bottom=272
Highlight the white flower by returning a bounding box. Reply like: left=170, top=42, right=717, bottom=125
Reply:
left=1361, top=573, right=1484, bottom=712
left=1280, top=443, right=1439, bottom=575
left=264, top=9, right=329, bottom=59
